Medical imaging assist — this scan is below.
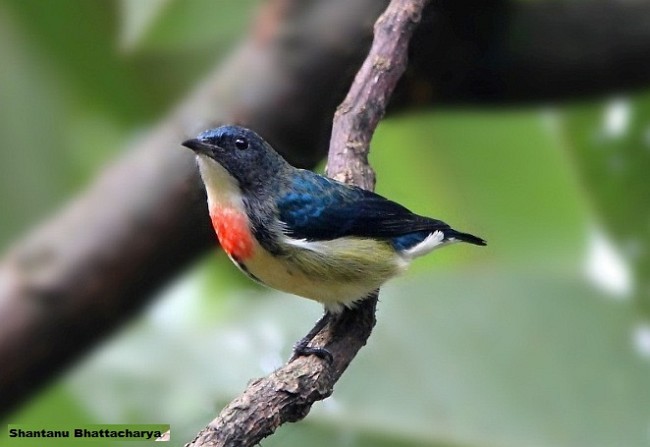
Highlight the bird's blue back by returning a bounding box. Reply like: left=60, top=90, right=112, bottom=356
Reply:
left=276, top=170, right=450, bottom=251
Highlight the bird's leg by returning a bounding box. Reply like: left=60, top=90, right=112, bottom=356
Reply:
left=292, top=311, right=334, bottom=363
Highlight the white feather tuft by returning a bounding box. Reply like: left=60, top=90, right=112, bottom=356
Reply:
left=282, top=236, right=328, bottom=254
left=401, top=230, right=447, bottom=259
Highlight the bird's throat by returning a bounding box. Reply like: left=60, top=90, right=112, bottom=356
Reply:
left=209, top=206, right=254, bottom=261
left=198, top=156, right=255, bottom=261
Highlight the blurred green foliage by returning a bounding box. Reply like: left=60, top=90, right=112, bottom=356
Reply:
left=561, top=95, right=650, bottom=314
left=1, top=1, right=649, bottom=447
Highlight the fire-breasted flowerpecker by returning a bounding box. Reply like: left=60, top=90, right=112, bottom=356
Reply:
left=183, top=125, right=486, bottom=314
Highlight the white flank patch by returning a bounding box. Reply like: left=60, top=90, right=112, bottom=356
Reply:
left=402, top=230, right=446, bottom=259
left=584, top=229, right=632, bottom=299
left=283, top=236, right=327, bottom=254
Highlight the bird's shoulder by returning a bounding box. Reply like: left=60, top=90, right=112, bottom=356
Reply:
left=278, top=170, right=363, bottom=209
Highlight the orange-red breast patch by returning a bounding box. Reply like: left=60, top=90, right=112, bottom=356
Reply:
left=209, top=206, right=254, bottom=261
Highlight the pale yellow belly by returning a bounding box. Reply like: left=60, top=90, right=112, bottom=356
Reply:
left=238, top=237, right=407, bottom=312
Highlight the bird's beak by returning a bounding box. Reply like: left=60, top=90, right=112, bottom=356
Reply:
left=182, top=138, right=212, bottom=156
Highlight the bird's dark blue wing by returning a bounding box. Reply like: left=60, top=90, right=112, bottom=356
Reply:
left=277, top=170, right=451, bottom=242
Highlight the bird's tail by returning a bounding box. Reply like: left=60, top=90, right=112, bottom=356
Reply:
left=444, top=229, right=487, bottom=246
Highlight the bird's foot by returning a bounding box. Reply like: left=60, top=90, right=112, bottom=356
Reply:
left=292, top=338, right=333, bottom=364
left=290, top=311, right=334, bottom=364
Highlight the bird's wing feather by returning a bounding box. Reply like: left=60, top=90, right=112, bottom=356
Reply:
left=277, top=171, right=450, bottom=241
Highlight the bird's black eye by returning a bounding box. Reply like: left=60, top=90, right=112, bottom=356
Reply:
left=234, top=137, right=248, bottom=150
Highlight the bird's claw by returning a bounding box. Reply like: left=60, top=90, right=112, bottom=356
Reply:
left=292, top=340, right=334, bottom=364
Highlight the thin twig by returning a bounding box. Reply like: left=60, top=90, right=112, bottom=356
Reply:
left=182, top=1, right=430, bottom=446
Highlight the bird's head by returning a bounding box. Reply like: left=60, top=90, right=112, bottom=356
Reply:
left=183, top=125, right=288, bottom=194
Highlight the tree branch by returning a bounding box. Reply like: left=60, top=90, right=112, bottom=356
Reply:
left=3, top=0, right=650, bottom=420
left=393, top=0, right=650, bottom=108
left=182, top=1, right=428, bottom=445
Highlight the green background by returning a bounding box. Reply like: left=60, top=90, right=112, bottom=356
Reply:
left=1, top=1, right=649, bottom=446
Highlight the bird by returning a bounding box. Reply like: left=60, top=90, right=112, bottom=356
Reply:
left=183, top=125, right=485, bottom=359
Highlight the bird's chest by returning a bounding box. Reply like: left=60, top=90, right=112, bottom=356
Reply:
left=208, top=204, right=295, bottom=292
left=209, top=205, right=255, bottom=261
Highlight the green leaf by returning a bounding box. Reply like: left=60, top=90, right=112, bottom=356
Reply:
left=373, top=111, right=588, bottom=271
left=118, top=0, right=174, bottom=51
left=128, top=0, right=259, bottom=52
left=560, top=93, right=650, bottom=314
